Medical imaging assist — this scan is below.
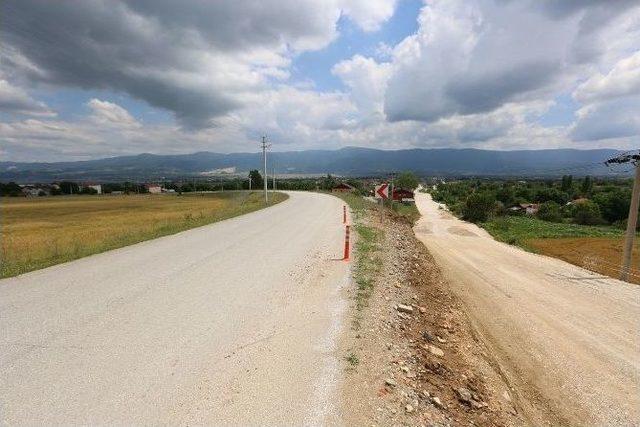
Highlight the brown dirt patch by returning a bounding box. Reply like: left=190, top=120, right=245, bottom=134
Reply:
left=527, top=237, right=640, bottom=284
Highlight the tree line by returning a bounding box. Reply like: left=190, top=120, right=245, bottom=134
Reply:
left=431, top=176, right=637, bottom=228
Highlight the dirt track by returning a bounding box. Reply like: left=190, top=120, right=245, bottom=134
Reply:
left=413, top=191, right=640, bottom=426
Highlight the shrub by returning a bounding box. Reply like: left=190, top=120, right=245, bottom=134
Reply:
left=573, top=200, right=603, bottom=225
left=537, top=201, right=563, bottom=222
left=462, top=191, right=496, bottom=223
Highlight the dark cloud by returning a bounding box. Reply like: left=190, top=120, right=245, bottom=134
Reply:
left=446, top=62, right=559, bottom=115
left=0, top=0, right=346, bottom=128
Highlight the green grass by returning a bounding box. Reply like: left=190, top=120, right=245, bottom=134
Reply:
left=1, top=191, right=288, bottom=278
left=390, top=201, right=420, bottom=224
left=482, top=215, right=624, bottom=248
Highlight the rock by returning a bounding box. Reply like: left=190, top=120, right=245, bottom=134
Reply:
left=471, top=400, right=488, bottom=409
left=425, top=344, right=444, bottom=357
left=422, top=331, right=435, bottom=342
left=418, top=306, right=427, bottom=314
left=385, top=378, right=397, bottom=388
left=396, top=304, right=414, bottom=314
left=436, top=335, right=447, bottom=344
left=405, top=404, right=414, bottom=413
left=401, top=366, right=409, bottom=373
left=431, top=396, right=444, bottom=409
left=456, top=387, right=472, bottom=404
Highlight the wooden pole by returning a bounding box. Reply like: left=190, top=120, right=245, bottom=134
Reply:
left=621, top=163, right=640, bottom=281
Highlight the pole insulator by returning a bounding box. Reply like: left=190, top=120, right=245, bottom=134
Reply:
left=343, top=225, right=351, bottom=261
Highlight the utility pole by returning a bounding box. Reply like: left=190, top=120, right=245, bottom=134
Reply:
left=260, top=135, right=270, bottom=204
left=249, top=176, right=252, bottom=191
left=605, top=151, right=640, bottom=281
left=272, top=166, right=276, bottom=192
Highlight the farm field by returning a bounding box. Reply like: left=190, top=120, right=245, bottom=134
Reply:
left=482, top=216, right=639, bottom=283
left=0, top=191, right=287, bottom=278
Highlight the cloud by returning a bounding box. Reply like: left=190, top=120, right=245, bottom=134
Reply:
left=383, top=0, right=639, bottom=123
left=0, top=79, right=55, bottom=117
left=573, top=51, right=640, bottom=103
left=0, top=0, right=397, bottom=129
left=87, top=99, right=141, bottom=129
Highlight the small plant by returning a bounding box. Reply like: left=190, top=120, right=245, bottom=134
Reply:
left=346, top=353, right=359, bottom=367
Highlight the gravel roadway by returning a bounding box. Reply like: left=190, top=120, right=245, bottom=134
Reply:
left=0, top=191, right=350, bottom=426
left=414, top=191, right=640, bottom=426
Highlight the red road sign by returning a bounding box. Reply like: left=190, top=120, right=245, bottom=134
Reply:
left=375, top=183, right=389, bottom=199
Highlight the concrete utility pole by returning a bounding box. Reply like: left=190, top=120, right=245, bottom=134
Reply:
left=605, top=151, right=640, bottom=281
left=260, top=136, right=270, bottom=204
left=249, top=176, right=252, bottom=191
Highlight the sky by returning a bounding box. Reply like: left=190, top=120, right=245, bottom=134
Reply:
left=0, top=0, right=639, bottom=162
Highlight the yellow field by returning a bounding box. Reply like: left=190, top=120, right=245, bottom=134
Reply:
left=0, top=191, right=287, bottom=278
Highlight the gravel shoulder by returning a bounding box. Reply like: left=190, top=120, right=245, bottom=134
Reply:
left=413, top=191, right=640, bottom=426
left=340, top=200, right=522, bottom=426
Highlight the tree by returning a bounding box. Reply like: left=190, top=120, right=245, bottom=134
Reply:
left=59, top=181, right=79, bottom=195
left=561, top=175, right=573, bottom=192
left=580, top=176, right=593, bottom=196
left=395, top=171, right=419, bottom=190
left=593, top=189, right=631, bottom=223
left=462, top=191, right=496, bottom=223
left=248, top=170, right=263, bottom=189
left=537, top=201, right=562, bottom=222
left=573, top=200, right=603, bottom=225
left=0, top=182, right=23, bottom=197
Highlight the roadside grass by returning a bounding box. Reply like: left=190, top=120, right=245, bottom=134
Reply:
left=390, top=201, right=420, bottom=225
left=333, top=192, right=384, bottom=330
left=0, top=191, right=287, bottom=278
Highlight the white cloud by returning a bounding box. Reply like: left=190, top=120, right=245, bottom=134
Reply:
left=573, top=51, right=640, bottom=103
left=0, top=79, right=56, bottom=117
left=87, top=99, right=141, bottom=129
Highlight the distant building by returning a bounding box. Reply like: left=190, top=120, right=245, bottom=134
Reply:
left=331, top=182, right=355, bottom=193
left=513, top=203, right=539, bottom=215
left=146, top=184, right=162, bottom=194
left=87, top=184, right=102, bottom=194
left=567, top=198, right=589, bottom=205
left=392, top=188, right=415, bottom=202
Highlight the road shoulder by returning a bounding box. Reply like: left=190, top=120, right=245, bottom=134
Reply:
left=339, top=201, right=522, bottom=426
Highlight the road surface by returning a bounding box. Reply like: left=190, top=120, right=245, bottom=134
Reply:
left=0, top=191, right=350, bottom=425
left=414, top=191, right=640, bottom=426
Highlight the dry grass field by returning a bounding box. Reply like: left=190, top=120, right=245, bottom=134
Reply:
left=527, top=237, right=640, bottom=284
left=0, top=191, right=287, bottom=278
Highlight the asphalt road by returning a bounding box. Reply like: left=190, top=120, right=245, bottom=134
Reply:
left=414, top=191, right=640, bottom=426
left=0, top=191, right=350, bottom=425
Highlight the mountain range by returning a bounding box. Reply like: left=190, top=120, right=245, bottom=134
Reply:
left=0, top=147, right=627, bottom=182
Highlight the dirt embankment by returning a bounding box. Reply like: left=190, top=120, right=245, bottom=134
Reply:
left=341, top=206, right=523, bottom=426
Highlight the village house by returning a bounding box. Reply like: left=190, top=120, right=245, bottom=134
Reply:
left=510, top=203, right=539, bottom=215
left=145, top=184, right=162, bottom=194
left=392, top=187, right=415, bottom=202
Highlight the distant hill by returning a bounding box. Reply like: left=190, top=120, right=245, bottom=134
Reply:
left=0, top=147, right=627, bottom=182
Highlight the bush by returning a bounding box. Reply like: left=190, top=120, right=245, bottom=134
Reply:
left=573, top=200, right=603, bottom=225
left=462, top=191, right=496, bottom=223
left=537, top=201, right=563, bottom=222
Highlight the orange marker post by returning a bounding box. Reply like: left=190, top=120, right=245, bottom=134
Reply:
left=343, top=205, right=347, bottom=223
left=343, top=225, right=351, bottom=261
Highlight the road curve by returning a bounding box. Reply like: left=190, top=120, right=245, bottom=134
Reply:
left=414, top=191, right=640, bottom=426
left=0, top=191, right=350, bottom=425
